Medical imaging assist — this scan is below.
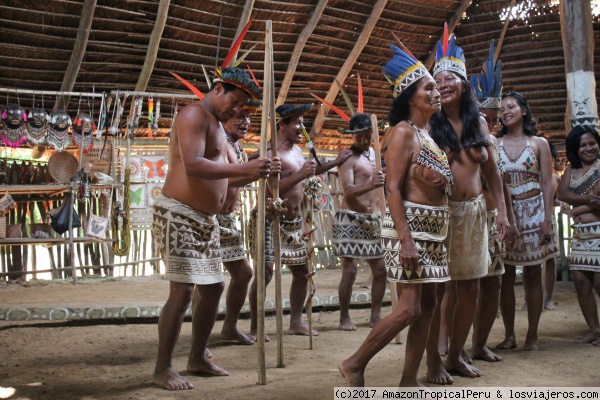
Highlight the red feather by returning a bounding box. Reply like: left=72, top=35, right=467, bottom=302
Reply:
left=221, top=16, right=254, bottom=70
left=442, top=22, right=449, bottom=57
left=170, top=72, right=204, bottom=100
left=310, top=93, right=350, bottom=122
left=357, top=73, right=364, bottom=114
left=247, top=65, right=261, bottom=89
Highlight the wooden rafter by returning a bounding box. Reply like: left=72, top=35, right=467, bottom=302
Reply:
left=276, top=0, right=328, bottom=106
left=424, top=0, right=473, bottom=70
left=230, top=0, right=255, bottom=65
left=310, top=0, right=388, bottom=135
left=494, top=0, right=517, bottom=64
left=135, top=0, right=171, bottom=91
left=54, top=0, right=97, bottom=110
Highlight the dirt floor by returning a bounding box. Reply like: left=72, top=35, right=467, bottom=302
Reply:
left=0, top=268, right=599, bottom=400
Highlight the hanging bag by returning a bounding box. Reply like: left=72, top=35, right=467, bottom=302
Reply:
left=49, top=196, right=81, bottom=234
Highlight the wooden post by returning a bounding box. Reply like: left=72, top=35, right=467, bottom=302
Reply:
left=371, top=114, right=400, bottom=344
left=230, top=0, right=255, bottom=64
left=307, top=201, right=315, bottom=350
left=266, top=22, right=285, bottom=369
left=256, top=19, right=273, bottom=386
left=559, top=0, right=598, bottom=131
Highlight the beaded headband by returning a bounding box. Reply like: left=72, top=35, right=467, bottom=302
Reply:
left=383, top=43, right=429, bottom=99
left=432, top=23, right=467, bottom=81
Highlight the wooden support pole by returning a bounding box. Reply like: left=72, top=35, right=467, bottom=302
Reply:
left=371, top=114, right=400, bottom=344
left=559, top=0, right=598, bottom=131
left=310, top=0, right=388, bottom=135
left=135, top=0, right=171, bottom=92
left=230, top=0, right=255, bottom=64
left=494, top=0, right=517, bottom=65
left=256, top=19, right=273, bottom=386
left=54, top=0, right=97, bottom=110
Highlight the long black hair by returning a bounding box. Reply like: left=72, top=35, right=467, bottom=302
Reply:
left=565, top=125, right=600, bottom=169
left=387, top=78, right=421, bottom=126
left=497, top=91, right=538, bottom=138
left=428, top=76, right=487, bottom=152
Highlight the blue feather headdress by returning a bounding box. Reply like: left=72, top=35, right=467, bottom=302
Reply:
left=382, top=42, right=430, bottom=98
left=471, top=40, right=503, bottom=109
left=432, top=23, right=467, bottom=81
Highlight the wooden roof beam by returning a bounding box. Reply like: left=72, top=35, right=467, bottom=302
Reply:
left=230, top=0, right=255, bottom=64
left=53, top=0, right=97, bottom=110
left=310, top=0, right=388, bottom=135
left=276, top=0, right=328, bottom=106
left=424, top=0, right=473, bottom=70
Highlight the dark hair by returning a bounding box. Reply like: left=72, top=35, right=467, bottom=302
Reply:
left=548, top=142, right=558, bottom=160
left=349, top=113, right=371, bottom=131
left=388, top=79, right=421, bottom=126
left=429, top=77, right=487, bottom=152
left=565, top=125, right=600, bottom=169
left=497, top=91, right=538, bottom=138
left=209, top=81, right=238, bottom=94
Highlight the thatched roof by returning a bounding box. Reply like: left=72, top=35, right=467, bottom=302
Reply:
left=0, top=0, right=598, bottom=150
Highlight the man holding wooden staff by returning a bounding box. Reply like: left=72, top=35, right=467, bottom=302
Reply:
left=152, top=67, right=272, bottom=391
left=333, top=113, right=387, bottom=331
left=248, top=103, right=352, bottom=338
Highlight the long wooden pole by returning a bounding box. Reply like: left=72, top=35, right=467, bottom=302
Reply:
left=307, top=201, right=315, bottom=350
left=371, top=114, right=400, bottom=344
left=256, top=20, right=273, bottom=386
left=266, top=24, right=285, bottom=369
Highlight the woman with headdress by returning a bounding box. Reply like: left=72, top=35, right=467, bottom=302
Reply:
left=496, top=91, right=558, bottom=351
left=557, top=125, right=600, bottom=346
left=340, top=42, right=452, bottom=387
left=426, top=24, right=508, bottom=384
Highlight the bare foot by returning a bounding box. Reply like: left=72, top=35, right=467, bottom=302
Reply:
left=205, top=348, right=212, bottom=358
left=221, top=327, right=255, bottom=345
left=339, top=317, right=357, bottom=331
left=544, top=300, right=557, bottom=310
left=249, top=331, right=270, bottom=342
left=339, top=360, right=364, bottom=387
left=472, top=346, right=502, bottom=362
left=496, top=336, right=517, bottom=350
left=153, top=367, right=194, bottom=390
left=427, top=362, right=454, bottom=385
left=575, top=331, right=600, bottom=344
left=460, top=348, right=472, bottom=364
left=187, top=358, right=229, bottom=377
left=524, top=333, right=539, bottom=351
left=286, top=324, right=320, bottom=336
left=446, top=357, right=482, bottom=378
left=369, top=314, right=381, bottom=328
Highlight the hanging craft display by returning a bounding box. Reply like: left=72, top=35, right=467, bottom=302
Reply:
left=128, top=184, right=147, bottom=209
left=147, top=97, right=154, bottom=138
left=86, top=213, right=109, bottom=239
left=146, top=182, right=164, bottom=207
left=72, top=112, right=94, bottom=154
left=1, top=103, right=27, bottom=148
left=141, top=155, right=167, bottom=180
left=119, top=155, right=142, bottom=181
left=26, top=107, right=50, bottom=146
left=47, top=109, right=72, bottom=151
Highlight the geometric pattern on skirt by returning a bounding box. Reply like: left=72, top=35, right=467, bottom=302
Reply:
left=332, top=209, right=383, bottom=259
left=152, top=194, right=223, bottom=285
left=505, top=193, right=559, bottom=266
left=382, top=200, right=451, bottom=283
left=486, top=208, right=505, bottom=276
left=248, top=208, right=307, bottom=266
left=570, top=221, right=600, bottom=272
left=216, top=212, right=247, bottom=262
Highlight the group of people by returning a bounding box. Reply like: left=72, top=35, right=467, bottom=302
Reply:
left=149, top=25, right=600, bottom=392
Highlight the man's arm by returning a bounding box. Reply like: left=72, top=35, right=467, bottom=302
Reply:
left=315, top=149, right=353, bottom=175
left=338, top=156, right=384, bottom=199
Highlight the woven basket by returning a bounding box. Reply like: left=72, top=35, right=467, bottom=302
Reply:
left=48, top=151, right=79, bottom=183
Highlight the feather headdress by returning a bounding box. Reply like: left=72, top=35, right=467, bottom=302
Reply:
left=471, top=40, right=503, bottom=109
left=170, top=17, right=261, bottom=100
left=432, top=22, right=467, bottom=81
left=382, top=42, right=429, bottom=99
left=275, top=104, right=313, bottom=121
left=242, top=99, right=262, bottom=112
left=310, top=74, right=364, bottom=124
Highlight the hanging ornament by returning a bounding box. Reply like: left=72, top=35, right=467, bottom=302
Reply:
left=147, top=97, right=154, bottom=138
left=26, top=107, right=49, bottom=146
left=47, top=109, right=72, bottom=151
left=1, top=103, right=27, bottom=148
left=153, top=98, right=160, bottom=137
left=72, top=112, right=94, bottom=154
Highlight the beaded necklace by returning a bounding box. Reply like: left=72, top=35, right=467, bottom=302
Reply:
left=570, top=159, right=600, bottom=195
left=350, top=145, right=370, bottom=161
left=0, top=124, right=27, bottom=148
left=226, top=134, right=247, bottom=164
left=407, top=120, right=454, bottom=186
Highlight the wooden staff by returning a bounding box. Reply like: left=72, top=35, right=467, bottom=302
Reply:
left=256, top=19, right=273, bottom=386
left=265, top=21, right=285, bottom=369
left=371, top=114, right=401, bottom=344
left=306, top=197, right=316, bottom=350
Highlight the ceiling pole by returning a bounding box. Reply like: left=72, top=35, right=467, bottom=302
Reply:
left=424, top=0, right=473, bottom=70
left=276, top=0, right=329, bottom=106
left=494, top=0, right=517, bottom=64
left=230, top=0, right=255, bottom=65
left=134, top=0, right=171, bottom=92
left=54, top=0, right=97, bottom=110
left=559, top=0, right=598, bottom=130
left=310, top=0, right=388, bottom=135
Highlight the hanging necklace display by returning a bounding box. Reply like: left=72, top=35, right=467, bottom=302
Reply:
left=26, top=94, right=50, bottom=146
left=153, top=98, right=160, bottom=137
left=96, top=94, right=109, bottom=140
left=1, top=103, right=27, bottom=148
left=128, top=96, right=142, bottom=138
left=72, top=112, right=94, bottom=154
left=47, top=109, right=72, bottom=151
left=147, top=96, right=154, bottom=138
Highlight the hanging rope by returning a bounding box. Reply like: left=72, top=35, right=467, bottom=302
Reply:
left=112, top=167, right=131, bottom=256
